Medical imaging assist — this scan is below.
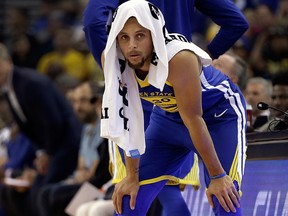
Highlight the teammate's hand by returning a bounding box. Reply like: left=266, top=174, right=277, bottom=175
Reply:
left=206, top=175, right=240, bottom=213
left=112, top=176, right=139, bottom=214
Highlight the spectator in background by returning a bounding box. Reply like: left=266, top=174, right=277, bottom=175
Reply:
left=0, top=123, right=37, bottom=216
left=72, top=27, right=104, bottom=82
left=250, top=25, right=288, bottom=79
left=65, top=81, right=106, bottom=185
left=231, top=8, right=258, bottom=62
left=0, top=95, right=36, bottom=216
left=34, top=10, right=69, bottom=57
left=37, top=27, right=87, bottom=82
left=0, top=124, right=36, bottom=181
left=277, top=0, right=288, bottom=26
left=53, top=72, right=81, bottom=97
left=32, top=0, right=83, bottom=57
left=254, top=3, right=278, bottom=33
left=75, top=197, right=114, bottom=216
left=11, top=35, right=39, bottom=69
left=270, top=72, right=288, bottom=118
left=244, top=77, right=273, bottom=129
left=212, top=52, right=248, bottom=92
left=36, top=81, right=111, bottom=216
left=256, top=72, right=288, bottom=131
left=232, top=1, right=278, bottom=65
left=0, top=43, right=82, bottom=216
left=0, top=95, right=14, bottom=175
left=2, top=7, right=42, bottom=69
left=3, top=7, right=39, bottom=53
left=0, top=95, right=12, bottom=216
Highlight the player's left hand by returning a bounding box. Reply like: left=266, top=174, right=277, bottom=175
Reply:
left=206, top=175, right=240, bottom=213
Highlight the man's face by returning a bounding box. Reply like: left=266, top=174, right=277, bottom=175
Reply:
left=245, top=82, right=271, bottom=114
left=117, top=17, right=153, bottom=71
left=271, top=85, right=288, bottom=117
left=0, top=59, right=11, bottom=87
left=212, top=54, right=237, bottom=83
left=72, top=83, right=97, bottom=123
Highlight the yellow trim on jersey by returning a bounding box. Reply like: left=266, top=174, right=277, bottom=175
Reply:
left=179, top=153, right=200, bottom=186
left=111, top=144, right=126, bottom=184
left=134, top=73, right=150, bottom=88
left=134, top=71, right=178, bottom=112
left=165, top=80, right=173, bottom=86
left=111, top=145, right=200, bottom=188
left=229, top=145, right=241, bottom=185
left=228, top=145, right=247, bottom=196
left=134, top=71, right=173, bottom=88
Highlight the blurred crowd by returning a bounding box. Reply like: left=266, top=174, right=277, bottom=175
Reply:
left=0, top=0, right=287, bottom=87
left=0, top=0, right=287, bottom=82
left=0, top=0, right=287, bottom=215
left=0, top=0, right=104, bottom=87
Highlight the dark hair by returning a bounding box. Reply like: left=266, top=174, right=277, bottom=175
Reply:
left=272, top=71, right=288, bottom=86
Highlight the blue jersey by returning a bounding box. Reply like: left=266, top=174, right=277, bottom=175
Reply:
left=135, top=64, right=247, bottom=186
left=136, top=65, right=244, bottom=121
left=83, top=0, right=248, bottom=65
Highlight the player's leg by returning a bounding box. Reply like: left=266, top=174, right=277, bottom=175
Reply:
left=114, top=180, right=167, bottom=216
left=203, top=88, right=247, bottom=216
left=157, top=185, right=191, bottom=216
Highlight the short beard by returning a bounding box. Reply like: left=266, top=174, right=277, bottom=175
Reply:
left=127, top=57, right=145, bottom=70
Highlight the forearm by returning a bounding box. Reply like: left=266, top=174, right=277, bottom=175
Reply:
left=186, top=116, right=224, bottom=176
left=124, top=154, right=140, bottom=181
left=196, top=0, right=248, bottom=58
left=83, top=0, right=118, bottom=66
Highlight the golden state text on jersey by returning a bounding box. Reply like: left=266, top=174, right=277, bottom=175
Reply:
left=135, top=74, right=178, bottom=113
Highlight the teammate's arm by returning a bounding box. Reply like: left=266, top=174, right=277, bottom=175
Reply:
left=195, top=0, right=249, bottom=58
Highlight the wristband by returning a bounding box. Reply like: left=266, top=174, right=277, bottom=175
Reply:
left=129, top=149, right=141, bottom=158
left=210, top=172, right=226, bottom=180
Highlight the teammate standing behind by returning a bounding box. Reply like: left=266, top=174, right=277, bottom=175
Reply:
left=83, top=0, right=249, bottom=66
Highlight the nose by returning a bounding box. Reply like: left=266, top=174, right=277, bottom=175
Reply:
left=128, top=38, right=137, bottom=49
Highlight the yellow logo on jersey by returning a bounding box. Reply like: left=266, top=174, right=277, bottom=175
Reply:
left=141, top=94, right=178, bottom=112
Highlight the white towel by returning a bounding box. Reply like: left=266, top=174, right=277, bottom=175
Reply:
left=105, top=0, right=169, bottom=90
left=101, top=0, right=168, bottom=157
left=101, top=0, right=212, bottom=157
left=166, top=33, right=212, bottom=65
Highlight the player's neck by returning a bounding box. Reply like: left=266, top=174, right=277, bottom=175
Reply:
left=135, top=69, right=148, bottom=81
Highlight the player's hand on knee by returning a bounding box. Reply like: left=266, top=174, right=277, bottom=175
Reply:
left=206, top=175, right=240, bottom=213
left=112, top=176, right=139, bottom=214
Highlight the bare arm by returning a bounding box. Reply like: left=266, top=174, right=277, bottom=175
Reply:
left=168, top=50, right=240, bottom=212
left=168, top=51, right=223, bottom=176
